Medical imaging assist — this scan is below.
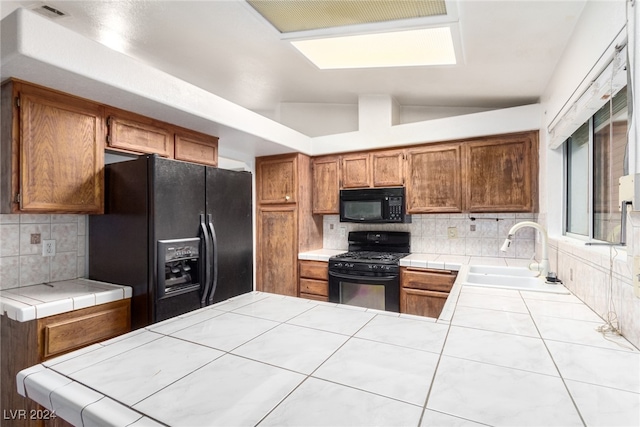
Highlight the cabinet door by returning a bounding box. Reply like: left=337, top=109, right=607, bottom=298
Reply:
left=400, top=288, right=449, bottom=318
left=312, top=156, right=340, bottom=214
left=372, top=149, right=404, bottom=187
left=18, top=85, right=104, bottom=213
left=341, top=153, right=370, bottom=188
left=406, top=144, right=463, bottom=213
left=256, top=155, right=297, bottom=204
left=256, top=206, right=298, bottom=296
left=465, top=132, right=537, bottom=212
left=107, top=113, right=173, bottom=157
left=175, top=130, right=218, bottom=167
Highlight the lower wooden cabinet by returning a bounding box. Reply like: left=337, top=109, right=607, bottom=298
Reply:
left=38, top=299, right=130, bottom=360
left=298, top=260, right=329, bottom=301
left=0, top=299, right=131, bottom=427
left=256, top=206, right=298, bottom=296
left=400, top=268, right=456, bottom=318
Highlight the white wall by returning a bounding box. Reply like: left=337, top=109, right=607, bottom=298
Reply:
left=539, top=0, right=639, bottom=348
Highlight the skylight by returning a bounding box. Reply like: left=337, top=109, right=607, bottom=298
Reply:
left=291, top=27, right=456, bottom=69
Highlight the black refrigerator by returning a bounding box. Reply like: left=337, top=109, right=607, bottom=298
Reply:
left=89, top=155, right=253, bottom=330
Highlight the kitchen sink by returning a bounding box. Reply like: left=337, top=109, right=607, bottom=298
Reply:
left=462, top=266, right=570, bottom=294
left=468, top=265, right=539, bottom=277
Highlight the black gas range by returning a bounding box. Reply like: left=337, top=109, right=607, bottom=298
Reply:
left=328, top=231, right=410, bottom=312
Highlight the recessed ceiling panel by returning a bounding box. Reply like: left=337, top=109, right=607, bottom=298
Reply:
left=246, top=0, right=447, bottom=33
left=291, top=27, right=456, bottom=69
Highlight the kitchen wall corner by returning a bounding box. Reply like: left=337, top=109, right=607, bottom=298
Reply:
left=0, top=214, right=87, bottom=290
left=545, top=210, right=640, bottom=349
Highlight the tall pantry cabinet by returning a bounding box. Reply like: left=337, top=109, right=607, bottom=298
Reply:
left=255, top=153, right=323, bottom=296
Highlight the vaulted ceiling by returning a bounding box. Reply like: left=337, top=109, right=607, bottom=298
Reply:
left=0, top=0, right=587, bottom=127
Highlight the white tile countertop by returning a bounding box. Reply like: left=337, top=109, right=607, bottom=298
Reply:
left=0, top=279, right=132, bottom=322
left=297, top=248, right=347, bottom=261
left=16, top=283, right=640, bottom=427
left=298, top=249, right=536, bottom=270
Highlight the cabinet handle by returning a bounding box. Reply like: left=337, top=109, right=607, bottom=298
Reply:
left=285, top=195, right=291, bottom=202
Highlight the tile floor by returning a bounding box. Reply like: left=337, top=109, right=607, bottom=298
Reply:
left=18, top=290, right=640, bottom=426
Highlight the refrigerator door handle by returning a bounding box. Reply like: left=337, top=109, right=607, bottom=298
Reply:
left=206, top=214, right=218, bottom=305
left=199, top=214, right=212, bottom=307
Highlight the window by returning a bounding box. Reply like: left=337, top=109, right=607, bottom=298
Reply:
left=565, top=87, right=628, bottom=243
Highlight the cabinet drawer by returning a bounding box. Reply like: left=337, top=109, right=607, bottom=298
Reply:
left=400, top=288, right=449, bottom=318
left=39, top=300, right=130, bottom=360
left=300, top=278, right=328, bottom=297
left=300, top=292, right=329, bottom=302
left=401, top=268, right=456, bottom=292
left=299, top=260, right=328, bottom=280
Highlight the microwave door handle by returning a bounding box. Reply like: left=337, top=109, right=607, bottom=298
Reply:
left=206, top=214, right=218, bottom=305
left=199, top=214, right=212, bottom=308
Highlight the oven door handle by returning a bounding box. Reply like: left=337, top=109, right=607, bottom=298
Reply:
left=329, top=271, right=398, bottom=282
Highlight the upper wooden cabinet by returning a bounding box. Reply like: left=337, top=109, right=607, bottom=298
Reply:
left=341, top=149, right=405, bottom=189
left=174, top=130, right=218, bottom=167
left=105, top=108, right=219, bottom=167
left=405, top=132, right=538, bottom=214
left=106, top=111, right=173, bottom=157
left=312, top=155, right=340, bottom=214
left=1, top=80, right=105, bottom=214
left=371, top=149, right=404, bottom=187
left=465, top=132, right=538, bottom=212
left=256, top=155, right=297, bottom=204
left=341, top=153, right=370, bottom=188
left=406, top=143, right=463, bottom=213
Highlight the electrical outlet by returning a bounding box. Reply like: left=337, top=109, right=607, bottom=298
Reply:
left=339, top=226, right=347, bottom=238
left=30, top=233, right=41, bottom=244
left=633, top=256, right=640, bottom=298
left=42, top=239, right=56, bottom=257
left=469, top=224, right=476, bottom=232
left=447, top=227, right=458, bottom=239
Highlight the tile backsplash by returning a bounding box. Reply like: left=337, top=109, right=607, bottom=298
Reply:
left=323, top=213, right=538, bottom=259
left=0, top=214, right=87, bottom=290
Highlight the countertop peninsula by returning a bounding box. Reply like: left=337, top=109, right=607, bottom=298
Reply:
left=0, top=278, right=132, bottom=322
left=15, top=273, right=639, bottom=426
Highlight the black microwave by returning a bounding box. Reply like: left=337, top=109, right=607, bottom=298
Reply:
left=339, top=187, right=410, bottom=223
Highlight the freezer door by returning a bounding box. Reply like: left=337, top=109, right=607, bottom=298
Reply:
left=150, top=156, right=207, bottom=322
left=205, top=167, right=253, bottom=303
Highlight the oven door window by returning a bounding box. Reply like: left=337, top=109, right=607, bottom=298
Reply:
left=340, top=281, right=386, bottom=311
left=329, top=272, right=400, bottom=312
left=342, top=201, right=383, bottom=221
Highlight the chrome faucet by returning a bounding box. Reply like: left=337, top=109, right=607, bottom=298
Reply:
left=500, top=221, right=550, bottom=277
